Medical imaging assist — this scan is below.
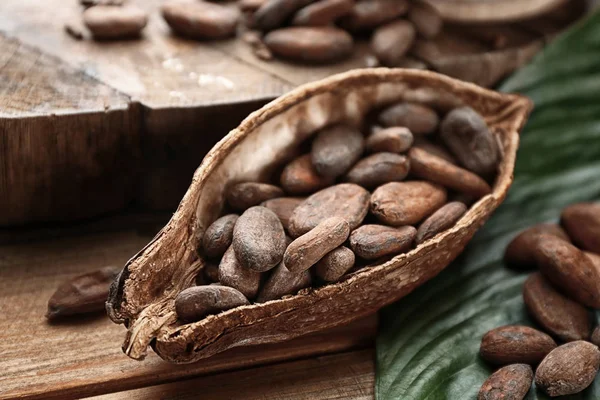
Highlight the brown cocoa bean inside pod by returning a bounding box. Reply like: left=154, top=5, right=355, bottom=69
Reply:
left=175, top=285, right=250, bottom=322
left=371, top=20, right=416, bottom=67
left=350, top=224, right=416, bottom=260
left=480, top=325, right=557, bottom=366
left=365, top=127, right=413, bottom=154
left=341, top=0, right=410, bottom=31
left=314, top=246, right=355, bottom=282
left=523, top=272, right=591, bottom=342
left=232, top=206, right=287, bottom=272
left=311, top=124, right=364, bottom=179
left=408, top=0, right=442, bottom=39
left=201, top=262, right=220, bottom=284
left=478, top=364, right=533, bottom=400
left=284, top=217, right=350, bottom=273
left=161, top=0, right=240, bottom=40
left=535, top=341, right=600, bottom=397
left=408, top=147, right=492, bottom=198
left=256, top=261, right=312, bottom=302
left=561, top=202, right=600, bottom=253
left=226, top=182, right=284, bottom=211
left=83, top=5, right=148, bottom=40
left=202, top=214, right=239, bottom=258
left=504, top=224, right=571, bottom=270
left=288, top=183, right=370, bottom=237
left=413, top=137, right=457, bottom=164
left=592, top=327, right=600, bottom=347
left=253, top=0, right=316, bottom=31
left=416, top=201, right=467, bottom=244
left=46, top=266, right=121, bottom=321
left=260, top=197, right=305, bottom=232
left=440, top=106, right=500, bottom=176
left=218, top=246, right=262, bottom=299
left=378, top=102, right=439, bottom=135
left=264, top=27, right=354, bottom=64
left=280, top=154, right=333, bottom=195
left=371, top=181, right=447, bottom=226
left=291, top=0, right=354, bottom=26
left=345, top=153, right=410, bottom=189
left=534, top=234, right=600, bottom=309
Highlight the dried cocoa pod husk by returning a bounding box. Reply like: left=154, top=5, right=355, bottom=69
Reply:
left=106, top=69, right=531, bottom=363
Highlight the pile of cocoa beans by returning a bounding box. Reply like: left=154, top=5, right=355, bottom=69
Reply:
left=174, top=102, right=500, bottom=323
left=478, top=202, right=600, bottom=399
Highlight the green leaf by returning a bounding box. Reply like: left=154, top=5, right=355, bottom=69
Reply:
left=376, top=11, right=600, bottom=400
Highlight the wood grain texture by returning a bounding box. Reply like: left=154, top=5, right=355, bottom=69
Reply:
left=0, top=229, right=376, bottom=400
left=90, top=349, right=375, bottom=400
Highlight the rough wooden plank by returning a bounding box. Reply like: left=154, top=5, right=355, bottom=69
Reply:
left=0, top=230, right=377, bottom=400
left=90, top=350, right=375, bottom=400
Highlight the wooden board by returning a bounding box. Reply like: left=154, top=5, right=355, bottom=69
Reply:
left=0, top=229, right=377, bottom=400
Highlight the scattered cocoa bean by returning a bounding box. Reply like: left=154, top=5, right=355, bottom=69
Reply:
left=162, top=0, right=240, bottom=40
left=46, top=266, right=121, bottom=320
left=523, top=273, right=590, bottom=342
left=408, top=1, right=442, bottom=39
left=311, top=124, right=364, bottom=178
left=480, top=325, right=557, bottom=366
left=478, top=364, right=533, bottom=400
left=350, top=224, right=416, bottom=260
left=291, top=0, right=354, bottom=26
left=365, top=127, right=413, bottom=154
left=280, top=154, right=333, bottom=195
left=261, top=197, right=305, bottom=231
left=264, top=26, right=354, bottom=64
left=288, top=183, right=370, bottom=237
left=83, top=5, right=148, bottom=40
left=534, top=234, right=600, bottom=308
left=284, top=217, right=350, bottom=273
left=371, top=20, right=416, bottom=67
left=504, top=223, right=570, bottom=269
left=256, top=261, right=312, bottom=302
left=232, top=206, right=286, bottom=272
left=561, top=202, right=600, bottom=253
left=413, top=137, right=457, bottom=164
left=371, top=181, right=447, bottom=226
left=202, top=214, right=239, bottom=258
left=378, top=102, right=439, bottom=135
left=315, top=246, right=356, bottom=282
left=440, top=106, right=499, bottom=176
left=175, top=285, right=249, bottom=322
left=218, top=246, right=262, bottom=299
left=226, top=182, right=284, bottom=211
left=345, top=153, right=410, bottom=189
left=416, top=201, right=467, bottom=244
left=535, top=341, right=600, bottom=396
left=341, top=0, right=410, bottom=31
left=592, top=327, right=600, bottom=347
left=254, top=0, right=315, bottom=31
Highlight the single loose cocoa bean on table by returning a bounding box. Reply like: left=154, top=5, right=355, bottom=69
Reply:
left=280, top=154, right=333, bottom=195
left=341, top=0, right=410, bottom=31
left=232, top=206, right=286, bottom=272
left=371, top=20, right=416, bottom=67
left=344, top=152, right=410, bottom=189
left=365, top=127, right=413, bottom=154
left=202, top=214, right=239, bottom=258
left=226, top=182, right=284, bottom=211
left=315, top=246, right=356, bottom=282
left=311, top=124, right=364, bottom=179
left=253, top=0, right=315, bottom=31
left=408, top=0, right=442, bottom=39
left=291, top=0, right=354, bottom=26
left=260, top=197, right=305, bottom=231
left=478, top=364, right=533, bottom=400
left=480, top=325, right=557, bottom=366
left=83, top=5, right=148, bottom=40
left=416, top=201, right=467, bottom=244
left=175, top=285, right=249, bottom=322
left=561, top=202, right=600, bottom=253
left=350, top=224, right=416, bottom=260
left=378, top=102, right=439, bottom=135
left=218, top=246, right=262, bottom=299
left=504, top=223, right=570, bottom=269
left=256, top=261, right=312, bottom=302
left=162, top=0, right=240, bottom=40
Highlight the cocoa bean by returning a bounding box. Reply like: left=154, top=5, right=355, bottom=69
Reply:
left=344, top=153, right=410, bottom=189
left=378, top=102, right=439, bottom=135
left=254, top=0, right=315, bottom=31
left=535, top=341, right=600, bottom=396
left=202, top=214, right=239, bottom=258
left=218, top=246, right=262, bottom=299
left=232, top=206, right=286, bottom=272
left=534, top=234, right=600, bottom=308
left=280, top=154, right=333, bottom=195
left=256, top=262, right=311, bottom=302
left=365, top=127, right=413, bottom=154
left=83, top=5, right=147, bottom=39
left=416, top=201, right=467, bottom=244
left=440, top=106, right=499, bottom=176
left=478, top=364, right=533, bottom=400
left=523, top=273, right=590, bottom=342
left=291, top=0, right=354, bottom=26
left=392, top=56, right=428, bottom=70
left=261, top=197, right=305, bottom=231
left=201, top=262, right=220, bottom=284
left=592, top=327, right=600, bottom=347
left=408, top=1, right=442, bottom=39
left=284, top=217, right=350, bottom=273
left=226, top=182, right=284, bottom=211
left=264, top=27, right=354, bottom=64
left=239, top=0, right=267, bottom=12
left=311, top=124, right=364, bottom=178
left=175, top=285, right=249, bottom=322
left=288, top=183, right=369, bottom=237
left=586, top=251, right=600, bottom=272
left=371, top=181, right=447, bottom=226
left=561, top=202, right=600, bottom=253
left=350, top=224, right=416, bottom=260
left=504, top=224, right=570, bottom=269
left=480, top=325, right=557, bottom=366
left=341, top=0, right=409, bottom=31
left=413, top=137, right=457, bottom=164
left=371, top=20, right=416, bottom=67
left=315, top=246, right=356, bottom=282
left=162, top=0, right=240, bottom=40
